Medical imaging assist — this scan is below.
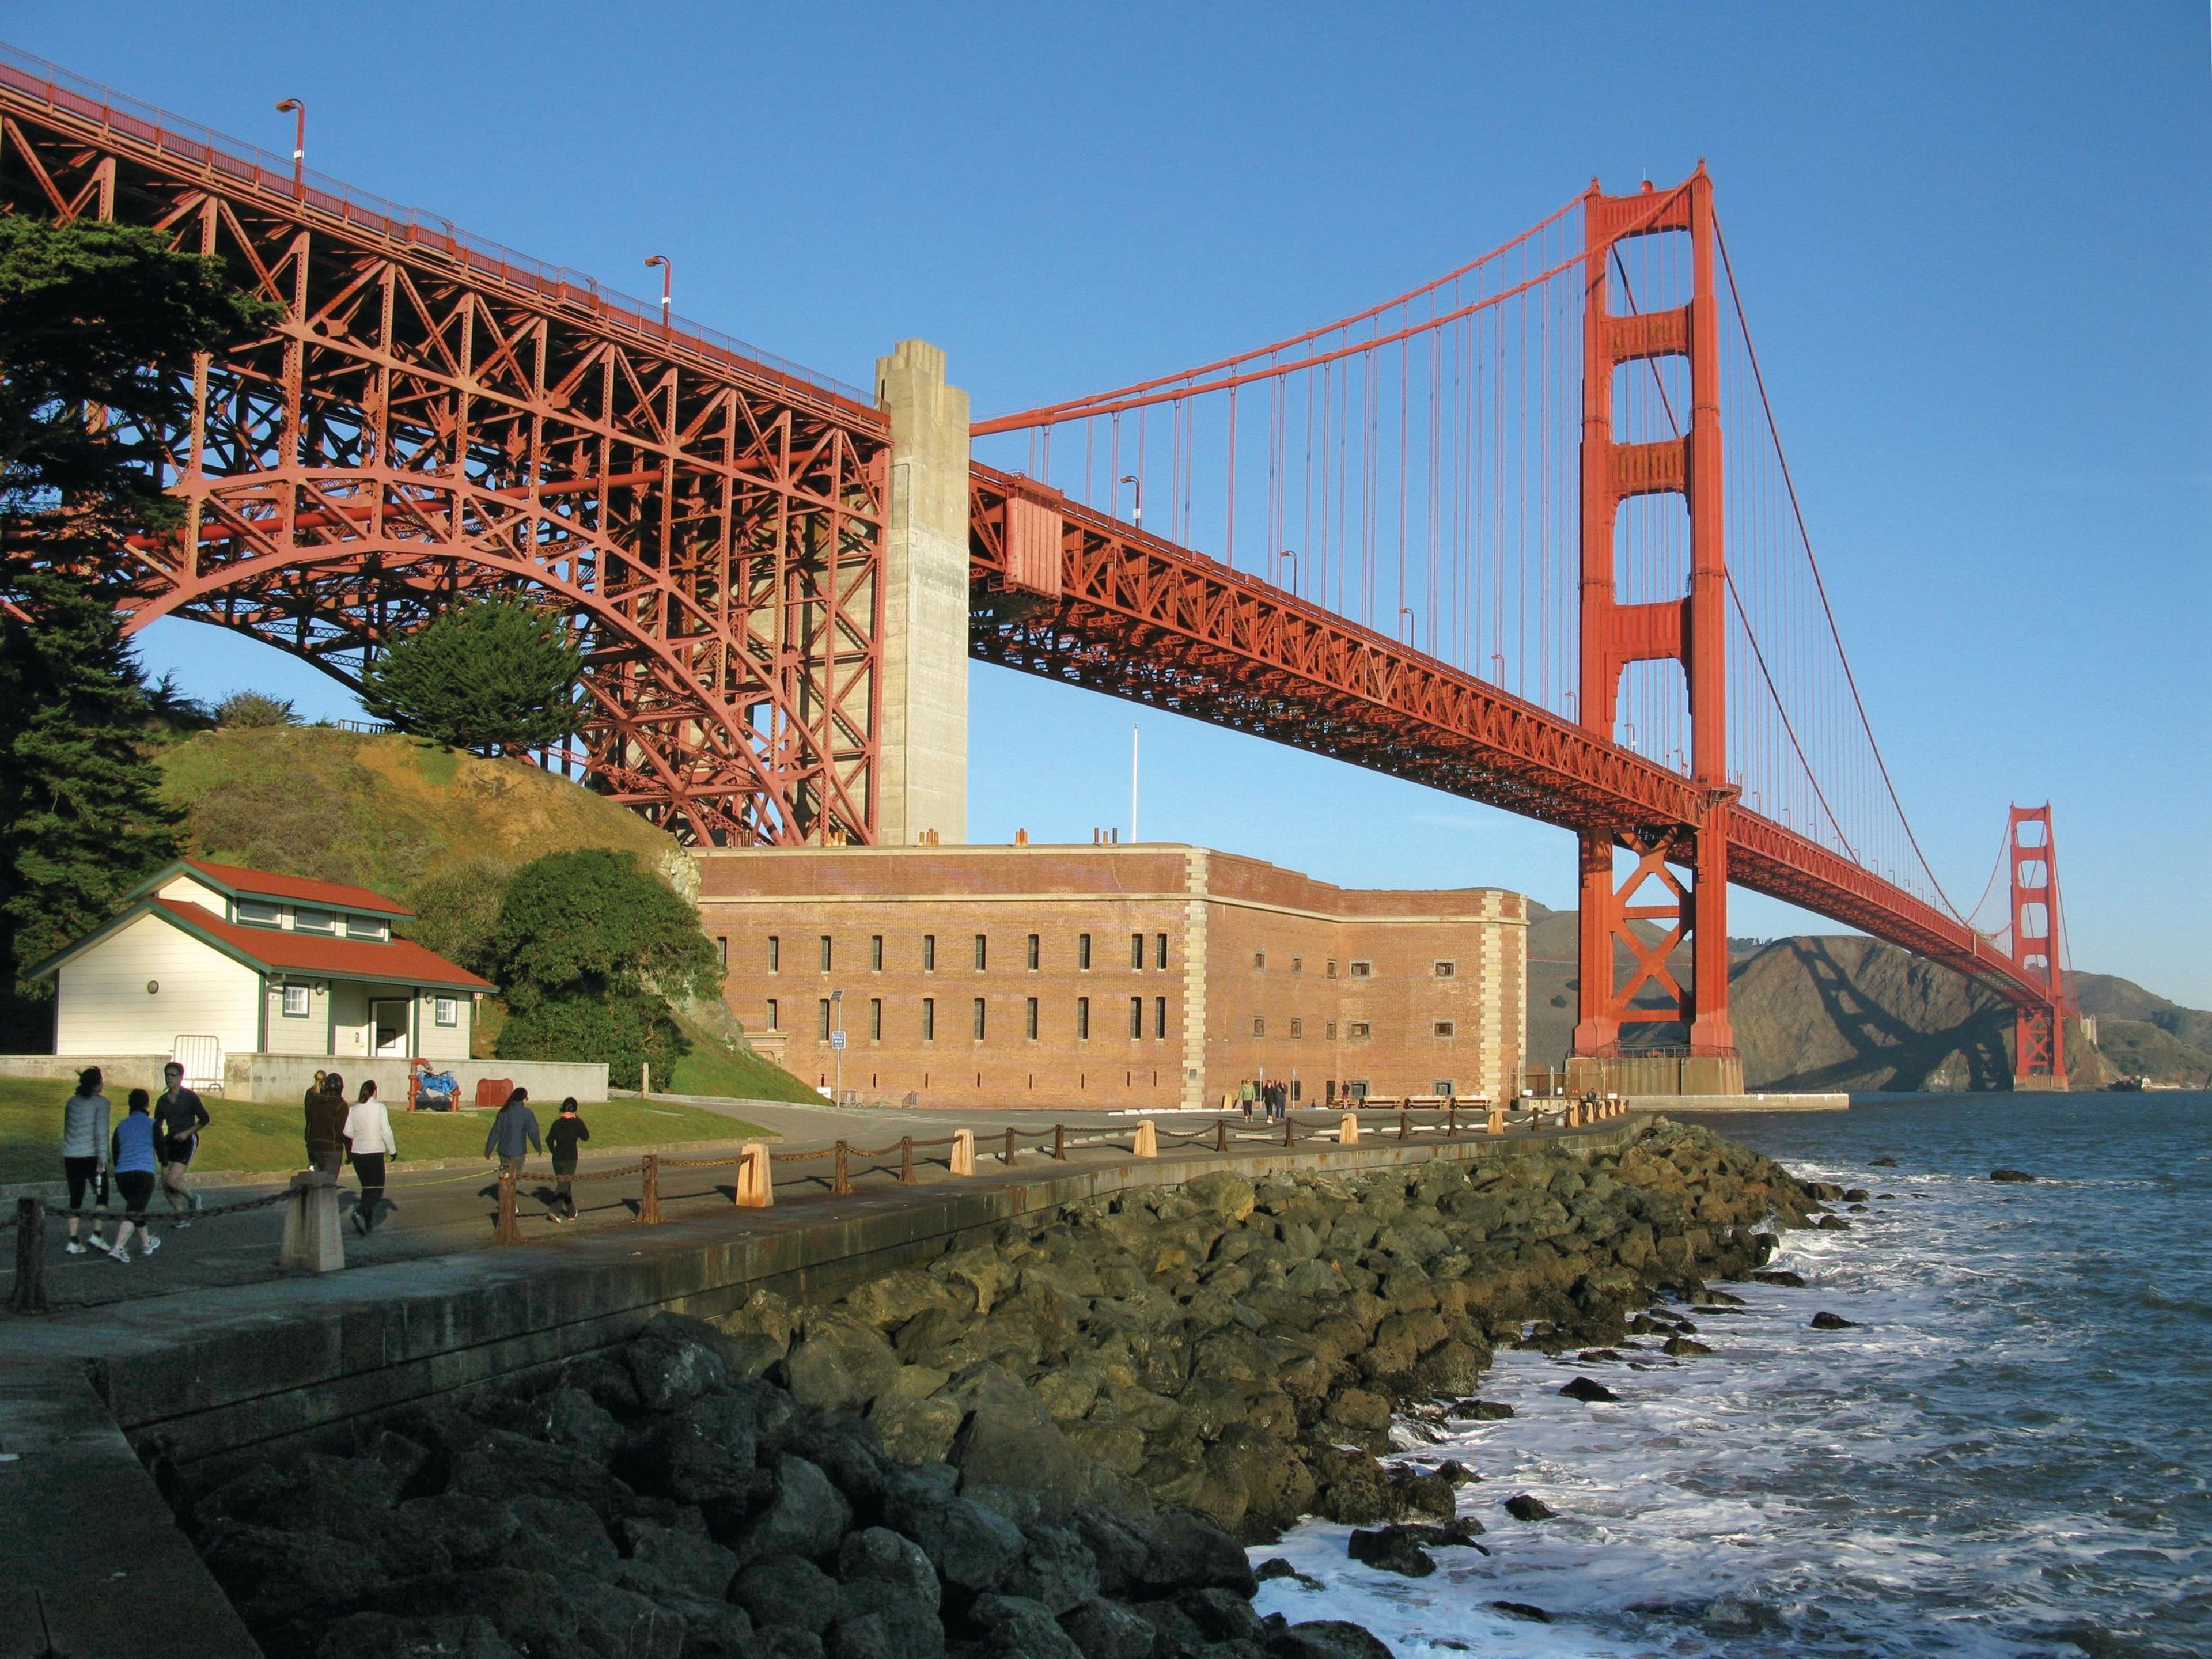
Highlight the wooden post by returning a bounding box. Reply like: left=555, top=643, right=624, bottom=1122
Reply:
left=1002, top=1126, right=1016, bottom=1166
left=1215, top=1118, right=1228, bottom=1153
left=493, top=1167, right=521, bottom=1245
left=900, top=1136, right=915, bottom=1184
left=639, top=1154, right=662, bottom=1224
left=1054, top=1123, right=1067, bottom=1161
left=1339, top=1111, right=1360, bottom=1145
left=1398, top=1109, right=1410, bottom=1142
left=737, top=1143, right=774, bottom=1208
left=1133, top=1120, right=1158, bottom=1158
left=1488, top=1100, right=1505, bottom=1135
left=833, top=1141, right=851, bottom=1196
left=951, top=1128, right=976, bottom=1176
left=11, top=1197, right=47, bottom=1313
left=1282, top=1112, right=1295, bottom=1148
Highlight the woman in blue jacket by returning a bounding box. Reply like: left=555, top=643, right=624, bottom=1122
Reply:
left=107, top=1089, right=162, bottom=1262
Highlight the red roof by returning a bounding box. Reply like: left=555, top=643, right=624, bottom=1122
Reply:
left=182, top=859, right=414, bottom=918
left=151, top=897, right=493, bottom=991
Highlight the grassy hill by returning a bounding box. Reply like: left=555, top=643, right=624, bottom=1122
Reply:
left=1522, top=901, right=2198, bottom=1091
left=155, top=725, right=819, bottom=1103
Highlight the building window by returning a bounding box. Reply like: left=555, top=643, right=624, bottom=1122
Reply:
left=237, top=899, right=282, bottom=928
left=1131, top=933, right=1145, bottom=969
left=346, top=915, right=389, bottom=941
left=819, top=935, right=834, bottom=972
left=1077, top=997, right=1090, bottom=1040
left=1325, top=1020, right=1337, bottom=1040
left=294, top=907, right=336, bottom=935
left=766, top=998, right=779, bottom=1031
left=1026, top=997, right=1039, bottom=1040
left=1252, top=1015, right=1265, bottom=1037
left=1346, top=1080, right=1370, bottom=1100
left=1434, top=1020, right=1456, bottom=1038
left=1289, top=1017, right=1303, bottom=1039
left=767, top=936, right=781, bottom=973
left=1348, top=1020, right=1372, bottom=1040
left=922, top=934, right=937, bottom=971
left=974, top=934, right=988, bottom=971
left=1350, top=960, right=1372, bottom=978
left=1253, top=950, right=1266, bottom=971
left=1155, top=933, right=1169, bottom=969
left=1291, top=955, right=1302, bottom=974
left=434, top=997, right=459, bottom=1027
left=1078, top=933, right=1093, bottom=970
left=922, top=998, right=935, bottom=1041
left=1129, top=997, right=1143, bottom=1039
left=716, top=935, right=728, bottom=968
left=1027, top=933, right=1040, bottom=971
left=869, top=998, right=882, bottom=1041
left=1327, top=958, right=1339, bottom=979
left=1434, top=960, right=1457, bottom=978
left=281, top=984, right=311, bottom=1018
left=972, top=998, right=987, bottom=1040
left=1434, top=1080, right=1456, bottom=1099
left=1153, top=996, right=1167, bottom=1039
left=819, top=999, right=833, bottom=1040
left=871, top=935, right=884, bottom=971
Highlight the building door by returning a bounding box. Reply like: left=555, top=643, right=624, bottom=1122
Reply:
left=370, top=999, right=411, bottom=1057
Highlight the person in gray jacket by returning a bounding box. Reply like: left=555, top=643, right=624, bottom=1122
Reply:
left=483, top=1086, right=541, bottom=1181
left=59, top=1066, right=110, bottom=1255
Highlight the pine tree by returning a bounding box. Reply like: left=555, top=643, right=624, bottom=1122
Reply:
left=360, top=596, right=585, bottom=754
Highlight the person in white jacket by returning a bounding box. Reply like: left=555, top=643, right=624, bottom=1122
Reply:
left=344, top=1080, right=398, bottom=1235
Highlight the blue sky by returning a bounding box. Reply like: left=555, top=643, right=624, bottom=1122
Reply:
left=16, top=2, right=2209, bottom=1003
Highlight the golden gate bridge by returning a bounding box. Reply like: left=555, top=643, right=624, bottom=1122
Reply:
left=0, top=43, right=2072, bottom=1088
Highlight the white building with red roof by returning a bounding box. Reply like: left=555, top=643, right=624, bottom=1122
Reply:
left=28, top=859, right=492, bottom=1067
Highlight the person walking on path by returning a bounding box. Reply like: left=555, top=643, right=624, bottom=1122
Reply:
left=59, top=1066, right=111, bottom=1255
left=344, top=1079, right=397, bottom=1234
left=483, top=1086, right=541, bottom=1185
left=154, top=1060, right=210, bottom=1224
left=544, top=1097, right=589, bottom=1222
left=107, top=1089, right=162, bottom=1262
left=305, top=1073, right=349, bottom=1177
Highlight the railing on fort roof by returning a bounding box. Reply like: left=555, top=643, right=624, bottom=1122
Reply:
left=0, top=40, right=877, bottom=423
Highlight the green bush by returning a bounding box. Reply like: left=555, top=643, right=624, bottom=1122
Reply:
left=498, top=988, right=682, bottom=1091
left=403, top=857, right=513, bottom=978
left=215, top=690, right=297, bottom=728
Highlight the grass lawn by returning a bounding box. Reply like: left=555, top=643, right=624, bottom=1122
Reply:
left=0, top=1078, right=765, bottom=1184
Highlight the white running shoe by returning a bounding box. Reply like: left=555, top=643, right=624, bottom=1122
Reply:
left=109, top=1244, right=131, bottom=1263
left=65, top=1240, right=85, bottom=1255
left=190, top=1191, right=203, bottom=1212
left=142, top=1234, right=162, bottom=1256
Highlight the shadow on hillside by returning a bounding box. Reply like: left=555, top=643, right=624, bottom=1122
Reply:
left=1755, top=938, right=2009, bottom=1092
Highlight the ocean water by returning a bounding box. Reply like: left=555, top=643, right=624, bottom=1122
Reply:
left=1252, top=1092, right=2212, bottom=1659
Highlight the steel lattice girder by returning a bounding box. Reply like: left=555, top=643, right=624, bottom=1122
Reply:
left=0, top=82, right=888, bottom=848
left=969, top=467, right=2051, bottom=1015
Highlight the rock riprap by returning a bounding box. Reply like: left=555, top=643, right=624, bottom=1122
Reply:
left=172, top=1119, right=1821, bottom=1659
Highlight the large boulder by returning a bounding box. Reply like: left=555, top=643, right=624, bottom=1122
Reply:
left=733, top=1554, right=843, bottom=1636
left=734, top=1455, right=853, bottom=1565
left=966, top=1594, right=1086, bottom=1659
left=785, top=1312, right=902, bottom=1413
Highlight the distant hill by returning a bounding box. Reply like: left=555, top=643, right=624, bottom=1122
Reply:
left=1522, top=901, right=2205, bottom=1091
left=156, top=725, right=816, bottom=1101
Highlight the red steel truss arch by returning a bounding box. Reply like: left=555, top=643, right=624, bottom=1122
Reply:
left=0, top=52, right=888, bottom=848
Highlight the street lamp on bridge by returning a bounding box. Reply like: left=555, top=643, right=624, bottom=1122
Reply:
left=644, top=255, right=672, bottom=333
left=1119, top=474, right=1142, bottom=528
left=1278, top=549, right=1298, bottom=595
left=274, top=99, right=305, bottom=197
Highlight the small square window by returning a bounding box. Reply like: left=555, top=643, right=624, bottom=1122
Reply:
left=281, top=984, right=311, bottom=1018
left=434, top=997, right=459, bottom=1027
left=1346, top=1080, right=1369, bottom=1100
left=293, top=907, right=336, bottom=935
left=1251, top=1015, right=1266, bottom=1037
left=1434, top=1080, right=1456, bottom=1099
left=1350, top=960, right=1372, bottom=979
left=1289, top=1017, right=1303, bottom=1039
left=1348, top=1021, right=1372, bottom=1040
left=1434, top=1020, right=1456, bottom=1038
left=1434, top=960, right=1456, bottom=978
left=1326, top=958, right=1339, bottom=979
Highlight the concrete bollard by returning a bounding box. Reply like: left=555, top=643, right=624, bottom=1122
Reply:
left=736, top=1143, right=774, bottom=1209
left=951, top=1128, right=976, bottom=1176
left=1134, top=1120, right=1158, bottom=1158
left=1339, top=1111, right=1360, bottom=1145
left=1487, top=1101, right=1506, bottom=1135
left=279, top=1168, right=345, bottom=1272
